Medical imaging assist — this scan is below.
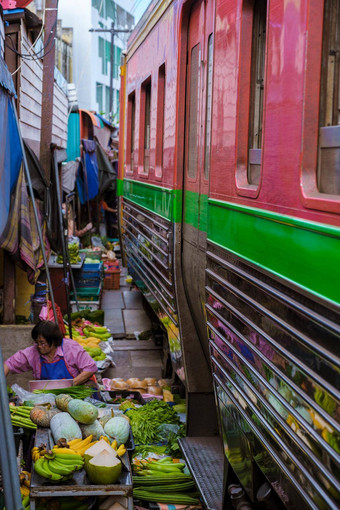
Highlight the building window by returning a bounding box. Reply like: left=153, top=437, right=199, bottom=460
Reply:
left=140, top=79, right=151, bottom=174
left=105, top=85, right=111, bottom=118
left=96, top=82, right=103, bottom=114
left=114, top=45, right=122, bottom=79
left=186, top=43, right=201, bottom=179
left=155, top=64, right=166, bottom=177
left=127, top=91, right=135, bottom=172
left=204, top=34, right=213, bottom=180
left=318, top=0, right=340, bottom=195
left=248, top=0, right=267, bottom=186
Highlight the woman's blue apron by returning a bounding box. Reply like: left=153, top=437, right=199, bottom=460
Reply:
left=40, top=341, right=72, bottom=380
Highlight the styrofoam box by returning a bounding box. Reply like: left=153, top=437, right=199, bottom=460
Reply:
left=70, top=300, right=100, bottom=312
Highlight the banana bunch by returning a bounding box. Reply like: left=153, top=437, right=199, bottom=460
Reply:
left=60, top=435, right=97, bottom=456
left=34, top=450, right=84, bottom=483
left=19, top=470, right=31, bottom=498
left=32, top=444, right=47, bottom=462
left=99, top=435, right=126, bottom=457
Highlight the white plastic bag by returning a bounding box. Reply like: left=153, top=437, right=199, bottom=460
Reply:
left=11, top=384, right=56, bottom=405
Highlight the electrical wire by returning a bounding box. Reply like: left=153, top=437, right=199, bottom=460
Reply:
left=5, top=16, right=57, bottom=62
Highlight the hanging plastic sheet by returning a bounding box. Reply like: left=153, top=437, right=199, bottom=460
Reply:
left=0, top=90, right=23, bottom=238
left=77, top=139, right=99, bottom=204
left=96, top=141, right=116, bottom=195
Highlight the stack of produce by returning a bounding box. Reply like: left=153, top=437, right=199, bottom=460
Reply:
left=19, top=470, right=31, bottom=498
left=9, top=404, right=37, bottom=430
left=132, top=458, right=199, bottom=504
left=109, top=378, right=172, bottom=398
left=57, top=242, right=81, bottom=265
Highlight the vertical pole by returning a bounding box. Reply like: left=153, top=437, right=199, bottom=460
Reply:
left=3, top=252, right=16, bottom=324
left=109, top=21, right=114, bottom=124
left=40, top=0, right=59, bottom=180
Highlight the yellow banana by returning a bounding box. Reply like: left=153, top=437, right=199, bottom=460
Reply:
left=68, top=438, right=83, bottom=447
left=111, top=440, right=118, bottom=450
left=99, top=435, right=110, bottom=444
left=117, top=445, right=126, bottom=456
left=72, top=435, right=93, bottom=451
left=52, top=447, right=78, bottom=455
left=77, top=441, right=98, bottom=456
left=20, top=486, right=30, bottom=497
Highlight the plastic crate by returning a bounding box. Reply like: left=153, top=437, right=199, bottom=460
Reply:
left=71, top=300, right=100, bottom=312
left=82, top=261, right=103, bottom=273
left=104, top=269, right=120, bottom=290
left=72, top=286, right=101, bottom=301
left=75, top=277, right=102, bottom=288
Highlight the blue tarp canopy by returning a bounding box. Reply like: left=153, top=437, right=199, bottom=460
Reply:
left=77, top=139, right=99, bottom=204
left=0, top=57, right=22, bottom=238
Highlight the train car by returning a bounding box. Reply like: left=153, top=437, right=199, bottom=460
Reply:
left=118, top=0, right=340, bottom=508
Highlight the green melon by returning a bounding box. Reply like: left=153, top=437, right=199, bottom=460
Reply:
left=67, top=399, right=98, bottom=424
left=85, top=450, right=122, bottom=485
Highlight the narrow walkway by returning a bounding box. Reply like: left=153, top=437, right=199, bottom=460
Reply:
left=102, top=265, right=164, bottom=380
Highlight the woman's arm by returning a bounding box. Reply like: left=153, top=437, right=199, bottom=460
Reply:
left=73, top=370, right=96, bottom=386
left=3, top=363, right=10, bottom=377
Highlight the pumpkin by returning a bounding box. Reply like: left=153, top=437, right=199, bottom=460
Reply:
left=67, top=399, right=98, bottom=425
left=30, top=406, right=61, bottom=427
left=50, top=412, right=82, bottom=443
left=55, top=394, right=73, bottom=412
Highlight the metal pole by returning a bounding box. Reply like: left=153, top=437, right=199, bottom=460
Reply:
left=0, top=347, right=23, bottom=510
left=12, top=97, right=58, bottom=324
left=52, top=150, right=73, bottom=337
left=109, top=21, right=114, bottom=124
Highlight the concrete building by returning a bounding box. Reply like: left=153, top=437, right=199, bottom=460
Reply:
left=58, top=0, right=134, bottom=125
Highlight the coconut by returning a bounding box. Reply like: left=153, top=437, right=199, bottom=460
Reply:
left=85, top=450, right=122, bottom=485
left=84, top=438, right=117, bottom=464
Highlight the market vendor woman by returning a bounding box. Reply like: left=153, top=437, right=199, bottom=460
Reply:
left=3, top=321, right=97, bottom=385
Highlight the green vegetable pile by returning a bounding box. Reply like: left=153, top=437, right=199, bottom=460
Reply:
left=9, top=405, right=37, bottom=430
left=33, top=385, right=95, bottom=399
left=126, top=400, right=180, bottom=444
left=133, top=457, right=199, bottom=504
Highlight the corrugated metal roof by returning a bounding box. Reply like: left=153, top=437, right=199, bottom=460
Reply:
left=0, top=55, right=16, bottom=95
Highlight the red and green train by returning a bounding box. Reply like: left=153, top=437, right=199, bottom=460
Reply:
left=117, top=0, right=340, bottom=508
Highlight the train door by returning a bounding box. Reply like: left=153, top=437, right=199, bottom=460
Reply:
left=182, top=0, right=214, bottom=358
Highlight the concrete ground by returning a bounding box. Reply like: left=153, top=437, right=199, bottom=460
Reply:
left=102, top=265, right=164, bottom=381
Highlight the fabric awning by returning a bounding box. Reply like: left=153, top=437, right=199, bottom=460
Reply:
left=0, top=57, right=22, bottom=237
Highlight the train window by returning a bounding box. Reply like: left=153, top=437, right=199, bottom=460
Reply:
left=248, top=0, right=267, bottom=186
left=139, top=78, right=151, bottom=175
left=155, top=64, right=166, bottom=178
left=187, top=44, right=201, bottom=179
left=126, top=91, right=135, bottom=173
left=204, top=34, right=213, bottom=180
left=317, top=0, right=340, bottom=195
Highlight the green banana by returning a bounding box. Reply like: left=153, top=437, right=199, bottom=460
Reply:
left=53, top=452, right=83, bottom=462
left=41, top=459, right=63, bottom=481
left=48, top=459, right=76, bottom=476
left=53, top=458, right=82, bottom=471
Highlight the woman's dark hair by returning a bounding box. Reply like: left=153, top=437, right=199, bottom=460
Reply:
left=31, top=321, right=63, bottom=347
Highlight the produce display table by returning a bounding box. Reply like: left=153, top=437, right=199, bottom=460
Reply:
left=30, top=429, right=133, bottom=510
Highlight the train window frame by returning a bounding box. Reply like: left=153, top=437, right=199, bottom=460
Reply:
left=301, top=0, right=340, bottom=213
left=186, top=42, right=201, bottom=182
left=155, top=63, right=166, bottom=180
left=126, top=90, right=136, bottom=175
left=204, top=33, right=213, bottom=181
left=235, top=0, right=268, bottom=198
left=138, top=77, right=152, bottom=176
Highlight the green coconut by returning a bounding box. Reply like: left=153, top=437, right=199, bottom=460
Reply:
left=85, top=450, right=122, bottom=485
left=84, top=438, right=117, bottom=465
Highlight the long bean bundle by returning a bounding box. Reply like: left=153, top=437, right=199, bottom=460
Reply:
left=33, top=385, right=95, bottom=399
left=10, top=405, right=37, bottom=430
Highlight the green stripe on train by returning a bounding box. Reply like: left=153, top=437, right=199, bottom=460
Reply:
left=120, top=179, right=340, bottom=305
left=209, top=199, right=340, bottom=306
